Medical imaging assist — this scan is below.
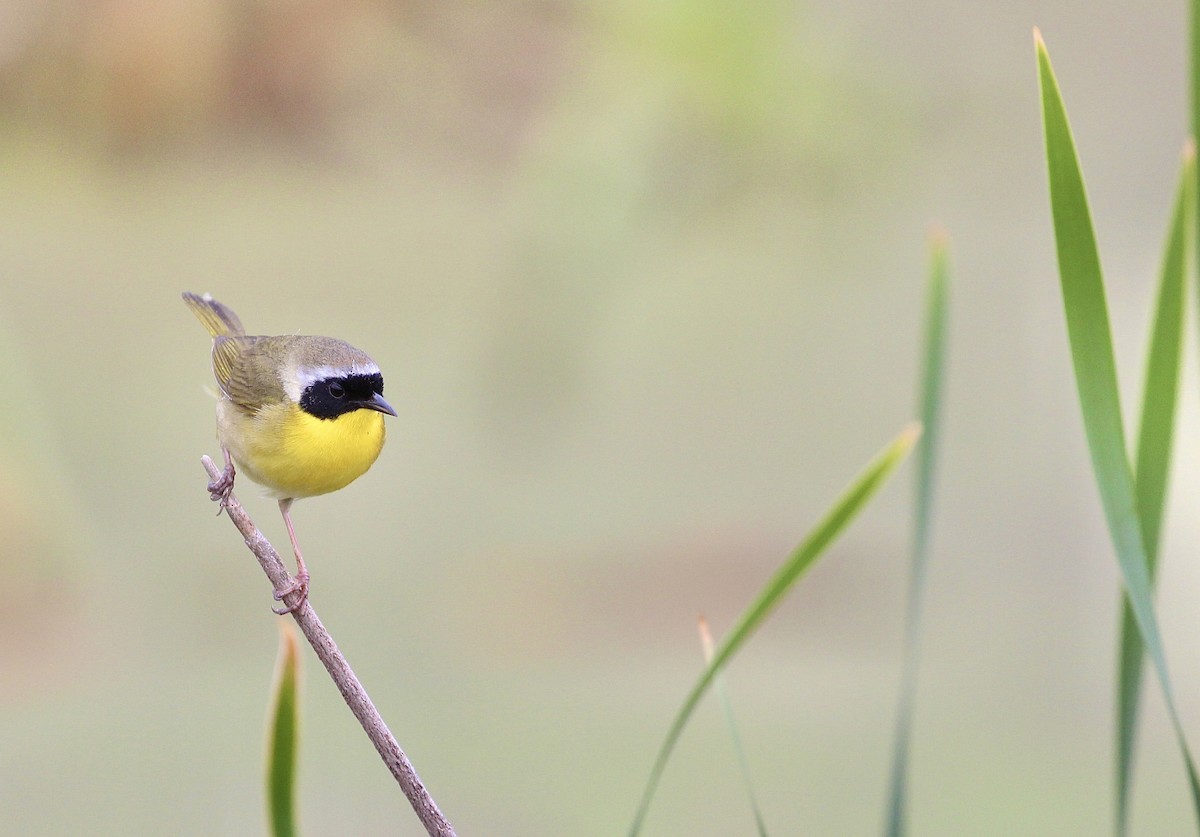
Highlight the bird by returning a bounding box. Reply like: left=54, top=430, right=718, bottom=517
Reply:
left=183, top=292, right=396, bottom=614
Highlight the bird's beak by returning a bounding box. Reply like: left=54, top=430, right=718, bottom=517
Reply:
left=360, top=392, right=397, bottom=417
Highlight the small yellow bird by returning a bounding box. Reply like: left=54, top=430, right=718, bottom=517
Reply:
left=183, top=292, right=396, bottom=613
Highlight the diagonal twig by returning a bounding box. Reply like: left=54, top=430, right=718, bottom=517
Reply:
left=200, top=455, right=456, bottom=837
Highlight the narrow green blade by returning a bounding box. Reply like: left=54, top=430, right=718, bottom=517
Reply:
left=698, top=616, right=770, bottom=837
left=628, top=423, right=921, bottom=836
left=1115, top=146, right=1194, bottom=836
left=267, top=623, right=301, bottom=837
left=884, top=233, right=950, bottom=837
left=1194, top=0, right=1200, bottom=245
left=1035, top=29, right=1200, bottom=831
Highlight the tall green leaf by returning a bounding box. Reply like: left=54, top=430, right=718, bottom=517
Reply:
left=884, top=233, right=950, bottom=837
left=1035, top=29, right=1200, bottom=831
left=1115, top=145, right=1193, bottom=836
left=628, top=423, right=921, bottom=836
left=1193, top=0, right=1200, bottom=247
left=267, top=623, right=301, bottom=837
left=698, top=616, right=769, bottom=837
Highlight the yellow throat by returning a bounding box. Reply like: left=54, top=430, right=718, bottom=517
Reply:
left=220, top=400, right=387, bottom=500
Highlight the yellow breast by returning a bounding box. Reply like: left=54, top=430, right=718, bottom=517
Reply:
left=218, top=400, right=387, bottom=499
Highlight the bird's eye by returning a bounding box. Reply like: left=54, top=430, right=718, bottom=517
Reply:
left=329, top=381, right=345, bottom=398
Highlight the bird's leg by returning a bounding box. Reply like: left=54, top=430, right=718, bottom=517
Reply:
left=273, top=498, right=310, bottom=615
left=208, top=447, right=236, bottom=512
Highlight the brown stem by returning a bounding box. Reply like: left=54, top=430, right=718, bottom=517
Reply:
left=200, top=455, right=456, bottom=837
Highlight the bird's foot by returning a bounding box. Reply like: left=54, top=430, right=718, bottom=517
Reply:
left=272, top=571, right=310, bottom=615
left=207, top=459, right=235, bottom=513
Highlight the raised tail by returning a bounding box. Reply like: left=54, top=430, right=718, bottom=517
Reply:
left=182, top=292, right=246, bottom=337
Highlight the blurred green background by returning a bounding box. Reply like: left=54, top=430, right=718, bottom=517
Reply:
left=2, top=1, right=1198, bottom=834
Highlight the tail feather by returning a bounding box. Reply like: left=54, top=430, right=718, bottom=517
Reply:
left=182, top=292, right=245, bottom=337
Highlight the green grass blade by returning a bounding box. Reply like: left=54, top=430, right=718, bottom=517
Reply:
left=884, top=232, right=950, bottom=837
left=1115, top=145, right=1194, bottom=836
left=1193, top=0, right=1200, bottom=220
left=628, top=423, right=921, bottom=836
left=1035, top=29, right=1200, bottom=832
left=267, top=624, right=301, bottom=837
left=698, top=616, right=770, bottom=837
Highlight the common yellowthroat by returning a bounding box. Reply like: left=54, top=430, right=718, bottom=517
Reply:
left=183, top=292, right=396, bottom=613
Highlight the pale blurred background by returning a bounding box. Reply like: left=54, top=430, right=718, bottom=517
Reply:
left=1, top=1, right=1198, bottom=834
